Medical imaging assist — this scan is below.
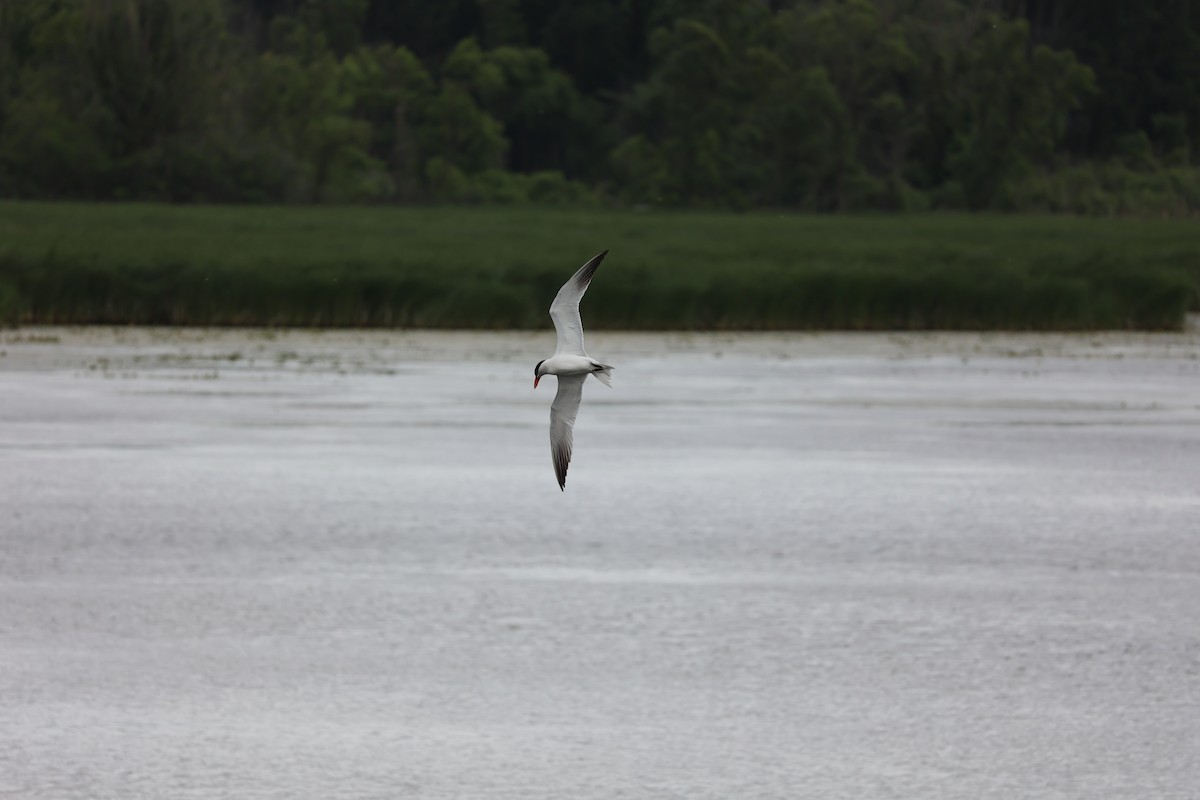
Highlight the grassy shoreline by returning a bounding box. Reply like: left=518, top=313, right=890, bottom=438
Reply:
left=1, top=202, right=1197, bottom=330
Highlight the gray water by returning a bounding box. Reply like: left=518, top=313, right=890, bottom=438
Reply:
left=2, top=327, right=1199, bottom=799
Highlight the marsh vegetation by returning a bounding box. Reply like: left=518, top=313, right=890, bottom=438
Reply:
left=1, top=202, right=1196, bottom=330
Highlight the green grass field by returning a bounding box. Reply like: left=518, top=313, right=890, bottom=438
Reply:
left=1, top=202, right=1197, bottom=330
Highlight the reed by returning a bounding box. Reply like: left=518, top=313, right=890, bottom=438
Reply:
left=1, top=202, right=1196, bottom=329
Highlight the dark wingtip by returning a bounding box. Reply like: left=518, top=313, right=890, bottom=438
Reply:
left=573, top=249, right=609, bottom=291
left=553, top=441, right=571, bottom=490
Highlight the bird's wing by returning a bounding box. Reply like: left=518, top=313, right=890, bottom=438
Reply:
left=549, top=373, right=587, bottom=491
left=550, top=250, right=608, bottom=356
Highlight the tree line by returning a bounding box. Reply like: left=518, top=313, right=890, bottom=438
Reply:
left=1, top=0, right=1197, bottom=213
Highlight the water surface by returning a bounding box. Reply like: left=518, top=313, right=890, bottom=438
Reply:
left=2, top=327, right=1199, bottom=798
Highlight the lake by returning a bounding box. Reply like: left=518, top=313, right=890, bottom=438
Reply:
left=2, top=326, right=1198, bottom=799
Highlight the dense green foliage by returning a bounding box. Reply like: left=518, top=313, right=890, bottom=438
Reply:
left=1, top=202, right=1195, bottom=329
left=2, top=0, right=1199, bottom=213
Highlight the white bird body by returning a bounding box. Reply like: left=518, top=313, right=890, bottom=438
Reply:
left=538, top=353, right=605, bottom=377
left=534, top=250, right=613, bottom=490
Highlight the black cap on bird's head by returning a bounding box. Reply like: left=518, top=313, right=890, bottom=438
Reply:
left=533, top=359, right=545, bottom=388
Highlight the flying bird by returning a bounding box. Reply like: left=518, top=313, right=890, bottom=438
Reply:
left=533, top=250, right=614, bottom=490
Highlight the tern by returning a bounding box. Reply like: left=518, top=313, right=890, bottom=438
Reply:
left=533, top=250, right=614, bottom=491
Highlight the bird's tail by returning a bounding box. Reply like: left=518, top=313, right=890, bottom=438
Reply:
left=591, top=364, right=614, bottom=387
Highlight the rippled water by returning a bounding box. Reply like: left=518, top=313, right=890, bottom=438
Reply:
left=2, top=327, right=1199, bottom=799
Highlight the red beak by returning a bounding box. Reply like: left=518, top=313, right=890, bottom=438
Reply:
left=533, top=375, right=540, bottom=389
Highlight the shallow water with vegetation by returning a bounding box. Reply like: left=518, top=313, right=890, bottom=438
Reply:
left=1, top=203, right=1197, bottom=331
left=2, top=327, right=1199, bottom=798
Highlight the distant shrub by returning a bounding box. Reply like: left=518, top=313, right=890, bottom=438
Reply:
left=424, top=157, right=473, bottom=202
left=1010, top=163, right=1200, bottom=217
left=472, top=169, right=530, bottom=204
left=422, top=166, right=598, bottom=206
left=526, top=171, right=597, bottom=205
left=0, top=279, right=19, bottom=325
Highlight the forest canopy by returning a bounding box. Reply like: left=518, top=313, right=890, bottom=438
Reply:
left=1, top=0, right=1198, bottom=213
